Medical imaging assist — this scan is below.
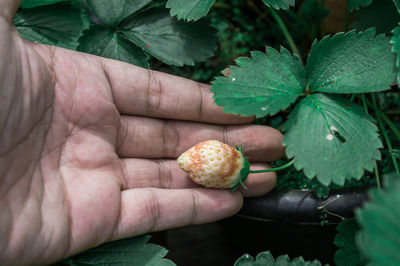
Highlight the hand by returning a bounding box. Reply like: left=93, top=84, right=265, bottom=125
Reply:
left=0, top=2, right=284, bottom=265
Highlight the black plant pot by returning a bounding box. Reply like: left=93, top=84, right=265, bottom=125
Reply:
left=164, top=187, right=371, bottom=266
left=239, top=187, right=370, bottom=225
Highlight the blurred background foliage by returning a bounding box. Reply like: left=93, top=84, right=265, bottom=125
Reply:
left=152, top=0, right=331, bottom=82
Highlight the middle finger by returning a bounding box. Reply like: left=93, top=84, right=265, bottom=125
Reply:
left=117, top=116, right=284, bottom=161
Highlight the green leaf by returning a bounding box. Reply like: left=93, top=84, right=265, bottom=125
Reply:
left=392, top=25, right=400, bottom=83
left=14, top=2, right=85, bottom=49
left=261, top=0, right=295, bottom=10
left=334, top=218, right=367, bottom=266
left=306, top=29, right=397, bottom=94
left=20, top=0, right=67, bottom=8
left=392, top=149, right=400, bottom=159
left=234, top=251, right=322, bottom=266
left=166, top=0, right=215, bottom=21
left=63, top=235, right=175, bottom=266
left=121, top=8, right=217, bottom=66
left=77, top=25, right=148, bottom=68
left=82, top=0, right=152, bottom=27
left=353, top=0, right=400, bottom=35
left=347, top=0, right=372, bottom=11
left=393, top=0, right=400, bottom=12
left=356, top=175, right=400, bottom=266
left=283, top=93, right=382, bottom=186
left=211, top=47, right=305, bottom=118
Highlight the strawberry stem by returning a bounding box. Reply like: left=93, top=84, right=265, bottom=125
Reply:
left=249, top=159, right=295, bottom=173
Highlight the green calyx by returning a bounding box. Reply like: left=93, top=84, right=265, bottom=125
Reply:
left=230, top=145, right=295, bottom=192
left=230, top=145, right=251, bottom=192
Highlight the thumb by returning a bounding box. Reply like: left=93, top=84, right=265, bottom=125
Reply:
left=0, top=0, right=22, bottom=22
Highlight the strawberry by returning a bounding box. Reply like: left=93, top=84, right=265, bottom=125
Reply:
left=177, top=140, right=250, bottom=191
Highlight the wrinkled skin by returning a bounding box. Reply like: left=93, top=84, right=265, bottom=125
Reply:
left=0, top=1, right=284, bottom=265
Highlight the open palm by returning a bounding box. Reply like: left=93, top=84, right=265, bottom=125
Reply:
left=0, top=2, right=284, bottom=265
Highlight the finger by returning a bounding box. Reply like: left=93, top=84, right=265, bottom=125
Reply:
left=112, top=188, right=243, bottom=240
left=239, top=163, right=277, bottom=197
left=100, top=57, right=253, bottom=124
left=120, top=159, right=199, bottom=190
left=117, top=116, right=284, bottom=161
left=120, top=159, right=276, bottom=194
left=0, top=0, right=21, bottom=22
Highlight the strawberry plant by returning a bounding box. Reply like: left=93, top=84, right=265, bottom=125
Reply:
left=234, top=251, right=323, bottom=266
left=60, top=235, right=174, bottom=265
left=15, top=0, right=217, bottom=67
left=13, top=0, right=400, bottom=265
left=212, top=28, right=397, bottom=186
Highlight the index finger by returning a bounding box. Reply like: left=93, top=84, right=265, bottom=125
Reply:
left=101, top=57, right=253, bottom=124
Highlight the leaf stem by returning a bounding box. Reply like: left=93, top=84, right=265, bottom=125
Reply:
left=384, top=109, right=400, bottom=115
left=249, top=159, right=295, bottom=173
left=361, top=94, right=368, bottom=114
left=380, top=111, right=400, bottom=142
left=360, top=96, right=400, bottom=141
left=374, top=161, right=381, bottom=189
left=268, top=8, right=301, bottom=57
left=371, top=93, right=400, bottom=176
left=361, top=94, right=381, bottom=188
left=277, top=122, right=285, bottom=132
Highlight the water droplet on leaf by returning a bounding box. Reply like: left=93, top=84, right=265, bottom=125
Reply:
left=326, top=134, right=334, bottom=141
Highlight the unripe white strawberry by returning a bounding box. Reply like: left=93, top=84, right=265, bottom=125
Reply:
left=177, top=140, right=250, bottom=190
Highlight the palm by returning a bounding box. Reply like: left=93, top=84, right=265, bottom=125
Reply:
left=0, top=8, right=283, bottom=265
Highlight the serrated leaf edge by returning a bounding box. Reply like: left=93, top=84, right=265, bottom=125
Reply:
left=211, top=46, right=305, bottom=118
left=391, top=25, right=400, bottom=84
left=282, top=94, right=382, bottom=186
left=306, top=28, right=394, bottom=94
left=166, top=0, right=216, bottom=21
